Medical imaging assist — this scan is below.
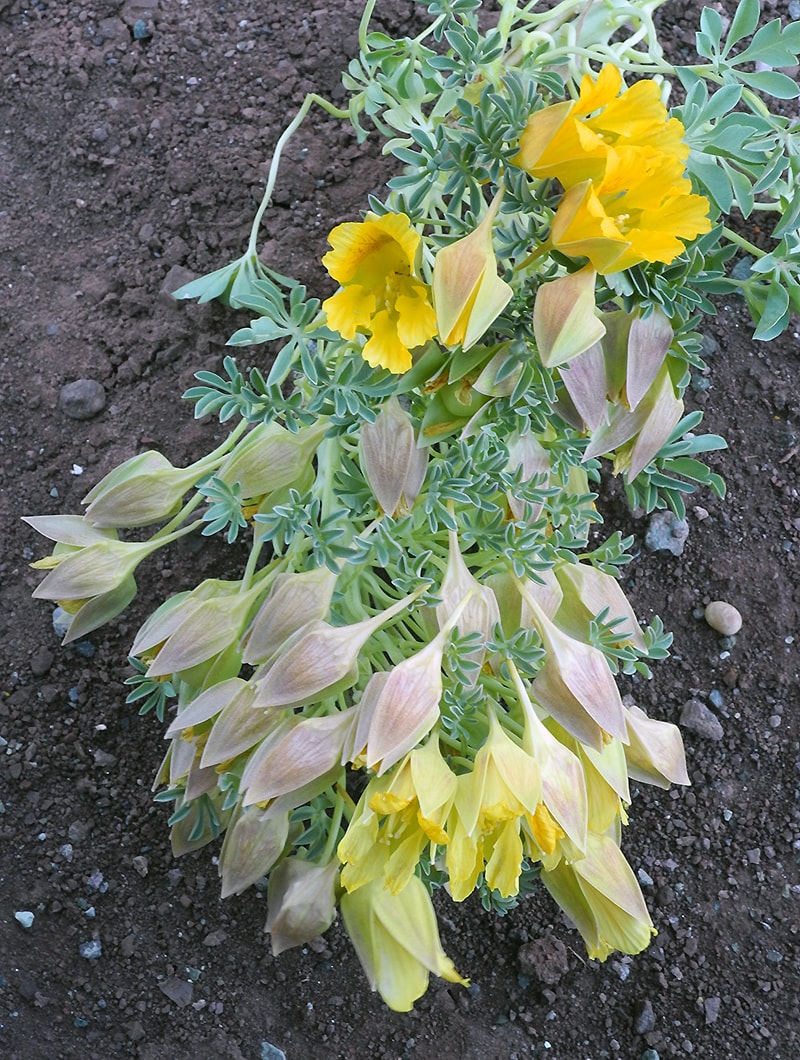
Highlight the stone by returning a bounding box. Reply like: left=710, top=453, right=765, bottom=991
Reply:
left=634, top=998, right=656, bottom=1034
left=59, top=379, right=106, bottom=421
left=158, top=976, right=193, bottom=1008
left=644, top=511, right=689, bottom=556
left=704, top=996, right=721, bottom=1024
left=680, top=699, right=724, bottom=741
left=704, top=601, right=742, bottom=636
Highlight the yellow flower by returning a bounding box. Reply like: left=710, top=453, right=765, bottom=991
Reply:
left=515, top=64, right=689, bottom=189
left=322, top=212, right=437, bottom=374
left=551, top=173, right=712, bottom=274
left=340, top=875, right=468, bottom=1012
left=514, top=64, right=712, bottom=273
left=541, top=833, right=656, bottom=961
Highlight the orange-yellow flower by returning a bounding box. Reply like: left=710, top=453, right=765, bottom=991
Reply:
left=322, top=212, right=437, bottom=374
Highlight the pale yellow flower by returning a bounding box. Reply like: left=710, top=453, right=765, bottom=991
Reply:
left=322, top=212, right=437, bottom=373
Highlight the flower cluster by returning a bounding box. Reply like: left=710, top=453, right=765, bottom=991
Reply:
left=515, top=64, right=712, bottom=273
left=25, top=0, right=793, bottom=1018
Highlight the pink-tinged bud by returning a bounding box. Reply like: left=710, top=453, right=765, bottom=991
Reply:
left=558, top=340, right=608, bottom=431
left=360, top=396, right=427, bottom=516
left=252, top=590, right=422, bottom=710
left=266, top=855, right=340, bottom=955
left=521, top=587, right=627, bottom=750
left=218, top=803, right=290, bottom=898
left=533, top=265, right=606, bottom=368
left=433, top=192, right=513, bottom=351
left=241, top=712, right=352, bottom=804
left=166, top=678, right=253, bottom=739
left=365, top=639, right=445, bottom=775
left=241, top=566, right=337, bottom=665
left=340, top=875, right=468, bottom=1012
left=519, top=569, right=563, bottom=622
left=142, top=580, right=264, bottom=679
left=200, top=684, right=286, bottom=768
left=625, top=308, right=674, bottom=411
left=505, top=432, right=550, bottom=521
left=583, top=363, right=682, bottom=483
left=435, top=530, right=500, bottom=674
left=624, top=703, right=689, bottom=789
left=554, top=561, right=646, bottom=651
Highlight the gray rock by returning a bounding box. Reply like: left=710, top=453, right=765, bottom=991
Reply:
left=704, top=996, right=721, bottom=1024
left=158, top=976, right=193, bottom=1008
left=634, top=998, right=656, bottom=1034
left=261, top=1045, right=287, bottom=1060
left=645, top=511, right=689, bottom=556
left=59, top=379, right=106, bottom=420
left=680, top=699, right=724, bottom=741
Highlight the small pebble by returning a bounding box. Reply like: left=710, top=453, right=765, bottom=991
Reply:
left=79, top=940, right=102, bottom=960
left=645, top=511, right=689, bottom=556
left=261, top=1044, right=287, bottom=1060
left=634, top=998, right=656, bottom=1034
left=133, top=19, right=150, bottom=39
left=704, top=600, right=742, bottom=636
left=680, top=699, right=724, bottom=741
left=59, top=379, right=106, bottom=421
left=52, top=607, right=73, bottom=638
left=704, top=996, right=721, bottom=1025
left=709, top=689, right=724, bottom=709
left=15, top=911, right=35, bottom=929
left=638, top=868, right=654, bottom=887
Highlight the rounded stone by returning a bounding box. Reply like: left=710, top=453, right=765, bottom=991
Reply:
left=59, top=378, right=106, bottom=420
left=704, top=600, right=742, bottom=637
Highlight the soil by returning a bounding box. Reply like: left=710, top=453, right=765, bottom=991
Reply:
left=1, top=0, right=798, bottom=1058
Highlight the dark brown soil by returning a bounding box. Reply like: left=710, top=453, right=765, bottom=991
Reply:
left=1, top=1, right=798, bottom=1058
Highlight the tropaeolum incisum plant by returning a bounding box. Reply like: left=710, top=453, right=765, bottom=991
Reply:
left=26, top=0, right=800, bottom=1011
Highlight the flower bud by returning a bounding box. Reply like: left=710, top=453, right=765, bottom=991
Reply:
left=505, top=431, right=550, bottom=522
left=360, top=396, right=427, bottom=516
left=583, top=363, right=682, bottom=482
left=218, top=420, right=328, bottom=499
left=82, top=451, right=197, bottom=528
left=253, top=590, right=422, bottom=710
left=241, top=711, right=352, bottom=804
left=266, top=855, right=340, bottom=955
left=364, top=640, right=445, bottom=776
left=433, top=192, right=513, bottom=351
left=218, top=803, right=290, bottom=898
left=624, top=703, right=689, bottom=789
left=522, top=589, right=627, bottom=750
left=533, top=265, right=606, bottom=368
left=435, top=530, right=500, bottom=675
left=241, top=566, right=338, bottom=665
left=141, top=579, right=265, bottom=678
left=554, top=561, right=646, bottom=650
